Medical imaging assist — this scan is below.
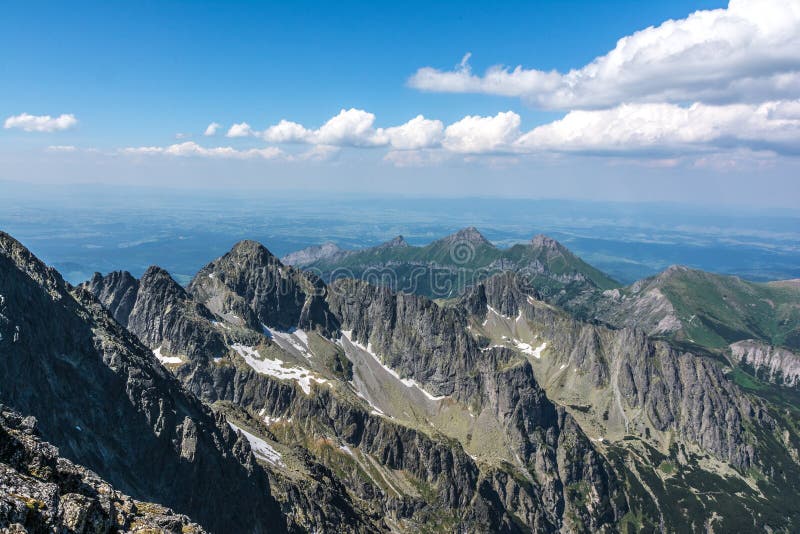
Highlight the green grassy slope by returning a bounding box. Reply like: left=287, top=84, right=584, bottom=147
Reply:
left=651, top=267, right=800, bottom=350
left=305, top=229, right=620, bottom=300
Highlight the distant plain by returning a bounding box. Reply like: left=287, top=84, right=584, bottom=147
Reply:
left=3, top=184, right=798, bottom=286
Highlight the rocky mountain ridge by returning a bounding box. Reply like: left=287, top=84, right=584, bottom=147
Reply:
left=80, top=236, right=800, bottom=532
left=6, top=228, right=800, bottom=532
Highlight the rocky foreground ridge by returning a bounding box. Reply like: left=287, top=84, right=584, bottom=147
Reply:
left=0, top=404, right=205, bottom=533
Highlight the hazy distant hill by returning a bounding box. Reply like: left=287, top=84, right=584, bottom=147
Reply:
left=284, top=227, right=620, bottom=309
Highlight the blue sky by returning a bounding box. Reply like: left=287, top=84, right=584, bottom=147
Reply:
left=2, top=0, right=799, bottom=206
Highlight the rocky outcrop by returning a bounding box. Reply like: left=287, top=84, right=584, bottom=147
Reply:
left=188, top=240, right=339, bottom=335
left=731, top=339, right=800, bottom=387
left=82, top=267, right=230, bottom=361
left=82, top=270, right=139, bottom=325
left=0, top=231, right=285, bottom=533
left=176, top=357, right=613, bottom=532
left=325, top=278, right=627, bottom=531
left=0, top=404, right=205, bottom=533
left=464, top=272, right=764, bottom=470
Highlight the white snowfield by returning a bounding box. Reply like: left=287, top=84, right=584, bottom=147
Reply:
left=514, top=340, right=547, bottom=359
left=152, top=346, right=182, bottom=365
left=262, top=324, right=313, bottom=359
left=341, top=331, right=446, bottom=401
left=228, top=422, right=284, bottom=466
left=231, top=343, right=326, bottom=395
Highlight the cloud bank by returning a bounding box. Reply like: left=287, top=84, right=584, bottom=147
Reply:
left=408, top=0, right=800, bottom=109
left=4, top=113, right=78, bottom=132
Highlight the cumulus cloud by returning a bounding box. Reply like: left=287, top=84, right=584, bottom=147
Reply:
left=409, top=0, right=800, bottom=109
left=4, top=113, right=78, bottom=132
left=262, top=109, right=444, bottom=150
left=384, top=115, right=444, bottom=150
left=121, top=141, right=282, bottom=159
left=514, top=100, right=800, bottom=155
left=226, top=122, right=255, bottom=138
left=443, top=111, right=521, bottom=153
left=204, top=122, right=221, bottom=136
left=313, top=108, right=386, bottom=146
left=263, top=120, right=312, bottom=143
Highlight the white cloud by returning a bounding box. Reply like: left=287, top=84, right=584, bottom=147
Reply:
left=121, top=141, right=283, bottom=159
left=4, top=113, right=78, bottom=132
left=204, top=122, right=221, bottom=136
left=263, top=120, right=312, bottom=143
left=226, top=122, right=255, bottom=138
left=46, top=145, right=77, bottom=152
left=384, top=115, right=444, bottom=150
left=443, top=111, right=521, bottom=153
left=409, top=0, right=800, bottom=109
left=514, top=100, right=800, bottom=155
left=119, top=96, right=800, bottom=165
left=262, top=109, right=443, bottom=150
left=313, top=108, right=386, bottom=146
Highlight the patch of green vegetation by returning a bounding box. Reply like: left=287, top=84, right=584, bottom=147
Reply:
left=310, top=232, right=620, bottom=300
left=619, top=510, right=652, bottom=534
left=728, top=365, right=800, bottom=416
left=566, top=480, right=590, bottom=507
left=654, top=267, right=800, bottom=351
left=657, top=461, right=676, bottom=475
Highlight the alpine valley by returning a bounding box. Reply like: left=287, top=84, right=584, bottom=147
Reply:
left=2, top=227, right=800, bottom=533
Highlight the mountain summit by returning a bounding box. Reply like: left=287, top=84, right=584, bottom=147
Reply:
left=438, top=226, right=493, bottom=246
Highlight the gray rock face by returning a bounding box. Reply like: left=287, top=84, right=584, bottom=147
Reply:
left=463, top=272, right=763, bottom=469
left=375, top=235, right=408, bottom=249
left=82, top=267, right=229, bottom=360
left=0, top=404, right=206, bottom=533
left=83, top=270, right=139, bottom=325
left=325, top=278, right=627, bottom=531
left=0, top=232, right=285, bottom=534
left=731, top=339, right=800, bottom=387
left=188, top=240, right=339, bottom=335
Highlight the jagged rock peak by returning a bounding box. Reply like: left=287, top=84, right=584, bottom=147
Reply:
left=530, top=233, right=567, bottom=252
left=229, top=239, right=279, bottom=262
left=664, top=264, right=690, bottom=274
left=141, top=264, right=175, bottom=280
left=441, top=226, right=492, bottom=246
left=0, top=231, right=66, bottom=299
left=80, top=270, right=140, bottom=326
left=377, top=235, right=408, bottom=249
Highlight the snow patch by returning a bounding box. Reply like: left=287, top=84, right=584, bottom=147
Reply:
left=341, top=331, right=446, bottom=401
left=228, top=422, right=284, bottom=466
left=232, top=343, right=326, bottom=395
left=153, top=346, right=182, bottom=365
left=513, top=340, right=547, bottom=359
left=262, top=324, right=312, bottom=358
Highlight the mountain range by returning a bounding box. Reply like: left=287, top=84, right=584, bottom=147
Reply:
left=2, top=227, right=800, bottom=533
